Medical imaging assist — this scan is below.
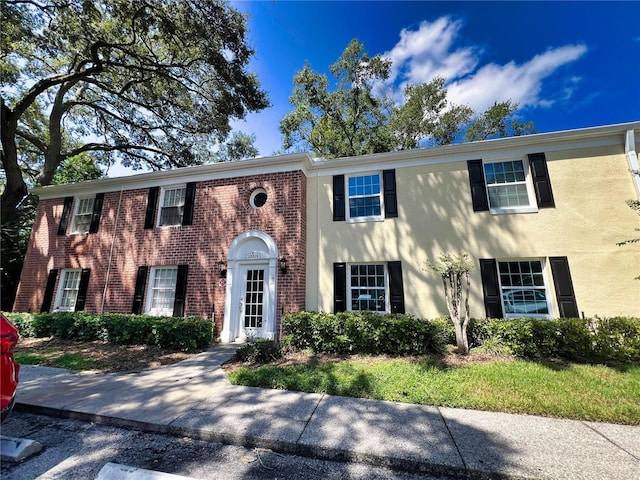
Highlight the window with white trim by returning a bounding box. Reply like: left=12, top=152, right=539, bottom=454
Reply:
left=349, top=264, right=387, bottom=312
left=484, top=160, right=536, bottom=213
left=498, top=260, right=551, bottom=317
left=55, top=269, right=82, bottom=311
left=71, top=197, right=95, bottom=233
left=347, top=173, right=383, bottom=221
left=146, top=266, right=178, bottom=316
left=158, top=186, right=186, bottom=226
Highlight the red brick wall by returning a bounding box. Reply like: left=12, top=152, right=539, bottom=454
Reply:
left=14, top=170, right=307, bottom=337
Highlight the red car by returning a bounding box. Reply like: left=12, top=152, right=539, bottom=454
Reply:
left=1, top=313, right=20, bottom=422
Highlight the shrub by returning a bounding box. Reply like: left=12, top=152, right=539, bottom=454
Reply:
left=152, top=316, right=213, bottom=352
left=6, top=311, right=213, bottom=352
left=282, top=311, right=446, bottom=356
left=591, top=317, right=640, bottom=362
left=103, top=314, right=155, bottom=345
left=474, top=317, right=640, bottom=363
left=234, top=339, right=283, bottom=364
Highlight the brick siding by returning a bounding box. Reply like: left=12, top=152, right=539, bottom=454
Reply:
left=14, top=170, right=307, bottom=337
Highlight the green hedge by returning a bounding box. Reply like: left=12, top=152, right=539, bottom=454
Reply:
left=282, top=311, right=446, bottom=355
left=282, top=312, right=639, bottom=363
left=4, top=312, right=213, bottom=352
left=469, top=317, right=640, bottom=363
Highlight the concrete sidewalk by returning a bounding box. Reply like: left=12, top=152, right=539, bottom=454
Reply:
left=14, top=344, right=640, bottom=479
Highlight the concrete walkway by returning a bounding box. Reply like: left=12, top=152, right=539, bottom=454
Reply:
left=14, top=344, right=640, bottom=479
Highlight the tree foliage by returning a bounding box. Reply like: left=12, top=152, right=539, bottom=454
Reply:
left=280, top=39, right=535, bottom=158
left=464, top=100, right=536, bottom=141
left=1, top=0, right=269, bottom=221
left=280, top=39, right=394, bottom=158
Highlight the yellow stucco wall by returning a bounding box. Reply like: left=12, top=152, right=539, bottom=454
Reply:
left=306, top=142, right=640, bottom=318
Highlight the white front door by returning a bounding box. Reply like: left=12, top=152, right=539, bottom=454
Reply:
left=240, top=265, right=268, bottom=339
left=220, top=230, right=279, bottom=343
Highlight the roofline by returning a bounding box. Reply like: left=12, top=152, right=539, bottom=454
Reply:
left=307, top=121, right=640, bottom=174
left=31, top=121, right=639, bottom=199
left=31, top=152, right=315, bottom=199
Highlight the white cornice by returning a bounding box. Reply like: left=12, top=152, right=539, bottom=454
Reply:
left=31, top=122, right=639, bottom=198
left=32, top=152, right=314, bottom=199
left=306, top=121, right=640, bottom=176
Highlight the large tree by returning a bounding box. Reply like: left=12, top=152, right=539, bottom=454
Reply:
left=280, top=39, right=394, bottom=158
left=1, top=0, right=269, bottom=222
left=280, top=39, right=535, bottom=157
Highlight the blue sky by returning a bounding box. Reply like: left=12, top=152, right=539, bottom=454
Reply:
left=109, top=1, right=639, bottom=175
left=230, top=0, right=640, bottom=157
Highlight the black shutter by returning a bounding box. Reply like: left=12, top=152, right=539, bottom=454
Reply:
left=74, top=268, right=91, bottom=312
left=41, top=269, right=58, bottom=312
left=131, top=266, right=149, bottom=314
left=387, top=261, right=405, bottom=314
left=333, top=175, right=346, bottom=221
left=467, top=160, right=489, bottom=212
left=383, top=170, right=398, bottom=218
left=333, top=262, right=347, bottom=312
left=182, top=182, right=196, bottom=226
left=88, top=193, right=105, bottom=234
left=144, top=187, right=159, bottom=229
left=528, top=153, right=555, bottom=208
left=480, top=259, right=503, bottom=318
left=549, top=256, right=579, bottom=318
left=172, top=264, right=189, bottom=317
left=58, top=197, right=74, bottom=235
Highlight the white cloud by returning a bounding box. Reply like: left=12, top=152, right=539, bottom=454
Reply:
left=385, top=17, right=480, bottom=88
left=385, top=16, right=588, bottom=113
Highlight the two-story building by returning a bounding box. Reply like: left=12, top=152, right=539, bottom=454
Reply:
left=13, top=122, right=640, bottom=342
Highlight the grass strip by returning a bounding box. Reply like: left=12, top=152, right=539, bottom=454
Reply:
left=228, top=357, right=640, bottom=425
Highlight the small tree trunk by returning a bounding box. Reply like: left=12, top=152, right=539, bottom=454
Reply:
left=453, top=318, right=469, bottom=354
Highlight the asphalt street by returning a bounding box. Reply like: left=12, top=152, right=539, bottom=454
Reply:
left=1, top=412, right=457, bottom=480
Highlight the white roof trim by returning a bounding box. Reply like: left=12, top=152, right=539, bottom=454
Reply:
left=31, top=122, right=639, bottom=198
left=32, top=152, right=314, bottom=199
left=625, top=129, right=640, bottom=201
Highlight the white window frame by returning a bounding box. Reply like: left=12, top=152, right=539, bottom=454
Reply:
left=71, top=197, right=95, bottom=233
left=483, top=158, right=537, bottom=214
left=497, top=259, right=553, bottom=319
left=145, top=266, right=178, bottom=316
left=347, top=263, right=388, bottom=312
left=346, top=172, right=385, bottom=223
left=54, top=269, right=82, bottom=312
left=157, top=185, right=186, bottom=227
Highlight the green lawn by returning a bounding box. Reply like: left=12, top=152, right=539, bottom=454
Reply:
left=228, top=357, right=640, bottom=425
left=16, top=351, right=102, bottom=371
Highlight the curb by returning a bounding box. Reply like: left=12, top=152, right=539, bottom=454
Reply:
left=15, top=402, right=490, bottom=480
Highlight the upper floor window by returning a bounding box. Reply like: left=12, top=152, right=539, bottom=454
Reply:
left=159, top=186, right=186, bottom=226
left=145, top=183, right=196, bottom=229
left=347, top=173, right=383, bottom=221
left=71, top=197, right=95, bottom=233
left=58, top=194, right=104, bottom=235
left=467, top=154, right=555, bottom=213
left=498, top=260, right=551, bottom=317
left=484, top=160, right=532, bottom=210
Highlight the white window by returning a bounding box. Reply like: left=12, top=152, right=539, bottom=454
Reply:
left=146, top=266, right=178, bottom=316
left=349, top=264, right=387, bottom=312
left=347, top=173, right=383, bottom=221
left=55, top=269, right=82, bottom=311
left=158, top=186, right=186, bottom=226
left=484, top=160, right=536, bottom=213
left=498, top=260, right=552, bottom=318
left=71, top=197, right=94, bottom=233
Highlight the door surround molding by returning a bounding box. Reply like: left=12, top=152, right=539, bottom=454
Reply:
left=220, top=230, right=278, bottom=343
